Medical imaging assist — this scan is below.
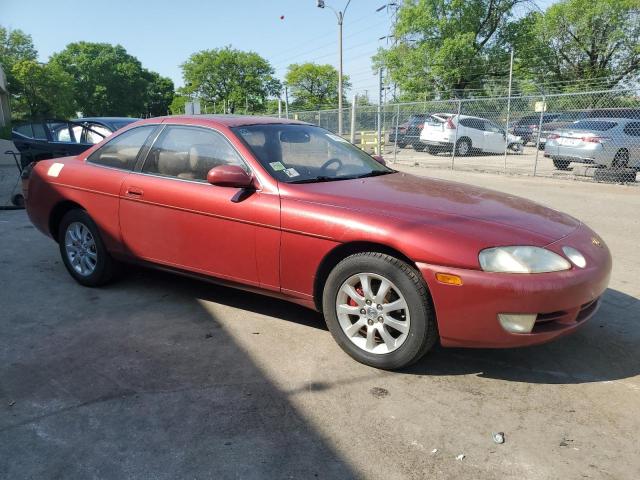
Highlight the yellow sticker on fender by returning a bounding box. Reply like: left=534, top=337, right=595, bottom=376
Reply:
left=47, top=163, right=64, bottom=177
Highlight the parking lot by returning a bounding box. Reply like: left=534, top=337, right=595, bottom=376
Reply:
left=1, top=167, right=639, bottom=479
left=386, top=144, right=640, bottom=182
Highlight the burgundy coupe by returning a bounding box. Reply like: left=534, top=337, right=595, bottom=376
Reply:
left=24, top=116, right=612, bottom=369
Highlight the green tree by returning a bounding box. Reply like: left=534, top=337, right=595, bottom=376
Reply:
left=10, top=60, right=75, bottom=119
left=506, top=0, right=640, bottom=91
left=284, top=63, right=350, bottom=110
left=374, top=0, right=528, bottom=99
left=181, top=46, right=280, bottom=113
left=50, top=42, right=152, bottom=116
left=0, top=25, right=37, bottom=91
left=143, top=70, right=174, bottom=117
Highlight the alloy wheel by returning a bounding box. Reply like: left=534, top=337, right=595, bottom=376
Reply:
left=335, top=273, right=411, bottom=354
left=64, top=222, right=98, bottom=276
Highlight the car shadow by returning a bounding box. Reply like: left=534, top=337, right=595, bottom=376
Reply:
left=0, top=213, right=354, bottom=479
left=121, top=265, right=328, bottom=332
left=123, top=267, right=640, bottom=386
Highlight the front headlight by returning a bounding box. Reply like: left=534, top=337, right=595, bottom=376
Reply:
left=479, top=246, right=571, bottom=273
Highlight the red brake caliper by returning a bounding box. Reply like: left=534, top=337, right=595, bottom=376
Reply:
left=348, top=286, right=365, bottom=307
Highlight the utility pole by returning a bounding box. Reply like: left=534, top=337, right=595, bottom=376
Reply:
left=503, top=48, right=514, bottom=170
left=317, top=0, right=351, bottom=136
left=278, top=98, right=282, bottom=118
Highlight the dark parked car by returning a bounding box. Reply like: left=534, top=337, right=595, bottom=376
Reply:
left=539, top=108, right=640, bottom=149
left=389, top=114, right=428, bottom=149
left=511, top=113, right=560, bottom=145
left=12, top=117, right=139, bottom=167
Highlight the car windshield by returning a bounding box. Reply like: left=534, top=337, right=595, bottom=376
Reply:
left=570, top=120, right=618, bottom=131
left=232, top=124, right=394, bottom=184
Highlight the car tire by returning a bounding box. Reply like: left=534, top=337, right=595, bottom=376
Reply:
left=552, top=158, right=570, bottom=170
left=455, top=138, right=471, bottom=156
left=11, top=194, right=25, bottom=208
left=397, top=142, right=407, bottom=149
left=58, top=209, right=117, bottom=287
left=322, top=252, right=438, bottom=370
left=413, top=143, right=427, bottom=152
left=612, top=149, right=629, bottom=169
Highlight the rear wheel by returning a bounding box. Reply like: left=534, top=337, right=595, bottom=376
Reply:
left=552, top=158, right=570, bottom=170
left=58, top=209, right=117, bottom=287
left=322, top=252, right=438, bottom=370
left=612, top=149, right=629, bottom=169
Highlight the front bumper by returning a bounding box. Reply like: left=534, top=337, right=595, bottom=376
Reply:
left=417, top=224, right=612, bottom=348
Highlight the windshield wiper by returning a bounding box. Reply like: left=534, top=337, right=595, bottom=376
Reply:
left=352, top=170, right=396, bottom=179
left=289, top=176, right=349, bottom=184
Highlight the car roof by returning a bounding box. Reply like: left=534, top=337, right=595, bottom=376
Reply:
left=149, top=114, right=311, bottom=128
left=75, top=117, right=139, bottom=122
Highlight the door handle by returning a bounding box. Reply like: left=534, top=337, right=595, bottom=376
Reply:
left=126, top=187, right=143, bottom=198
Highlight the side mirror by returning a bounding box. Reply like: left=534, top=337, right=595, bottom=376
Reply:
left=372, top=155, right=386, bottom=166
left=207, top=165, right=254, bottom=188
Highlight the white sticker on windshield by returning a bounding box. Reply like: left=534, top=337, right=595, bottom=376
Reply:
left=47, top=163, right=64, bottom=177
left=269, top=161, right=286, bottom=171
left=283, top=168, right=300, bottom=178
left=326, top=133, right=349, bottom=143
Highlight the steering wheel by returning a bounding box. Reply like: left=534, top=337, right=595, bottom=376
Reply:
left=320, top=158, right=343, bottom=174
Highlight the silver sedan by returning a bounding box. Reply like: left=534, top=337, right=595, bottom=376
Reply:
left=544, top=118, right=640, bottom=170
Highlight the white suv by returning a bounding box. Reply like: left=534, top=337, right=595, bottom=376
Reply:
left=419, top=114, right=522, bottom=155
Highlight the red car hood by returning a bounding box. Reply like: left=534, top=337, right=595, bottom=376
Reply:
left=284, top=172, right=580, bottom=245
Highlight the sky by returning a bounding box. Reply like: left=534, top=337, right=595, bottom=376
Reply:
left=2, top=0, right=557, bottom=102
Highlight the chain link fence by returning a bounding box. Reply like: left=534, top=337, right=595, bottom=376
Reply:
left=280, top=88, right=640, bottom=184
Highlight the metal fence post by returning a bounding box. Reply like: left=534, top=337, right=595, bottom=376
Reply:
left=533, top=94, right=545, bottom=176
left=503, top=49, right=514, bottom=171
left=450, top=99, right=462, bottom=170
left=393, top=103, right=400, bottom=164
left=377, top=68, right=383, bottom=155
left=350, top=94, right=357, bottom=143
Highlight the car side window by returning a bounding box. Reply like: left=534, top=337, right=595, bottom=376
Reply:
left=484, top=121, right=503, bottom=134
left=624, top=122, right=640, bottom=137
left=87, top=126, right=156, bottom=170
left=142, top=126, right=247, bottom=181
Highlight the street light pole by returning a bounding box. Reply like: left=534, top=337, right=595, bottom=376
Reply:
left=317, top=0, right=351, bottom=136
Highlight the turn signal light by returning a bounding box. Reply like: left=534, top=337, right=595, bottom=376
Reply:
left=435, top=273, right=463, bottom=286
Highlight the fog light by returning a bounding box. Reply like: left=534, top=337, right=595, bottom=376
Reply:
left=498, top=313, right=537, bottom=334
left=562, top=246, right=586, bottom=268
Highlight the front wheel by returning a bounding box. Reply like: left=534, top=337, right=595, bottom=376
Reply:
left=58, top=209, right=117, bottom=287
left=322, top=252, right=438, bottom=370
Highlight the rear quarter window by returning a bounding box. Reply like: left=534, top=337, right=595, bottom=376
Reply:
left=87, top=125, right=156, bottom=170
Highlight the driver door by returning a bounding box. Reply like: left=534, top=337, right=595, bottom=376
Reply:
left=119, top=124, right=280, bottom=288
